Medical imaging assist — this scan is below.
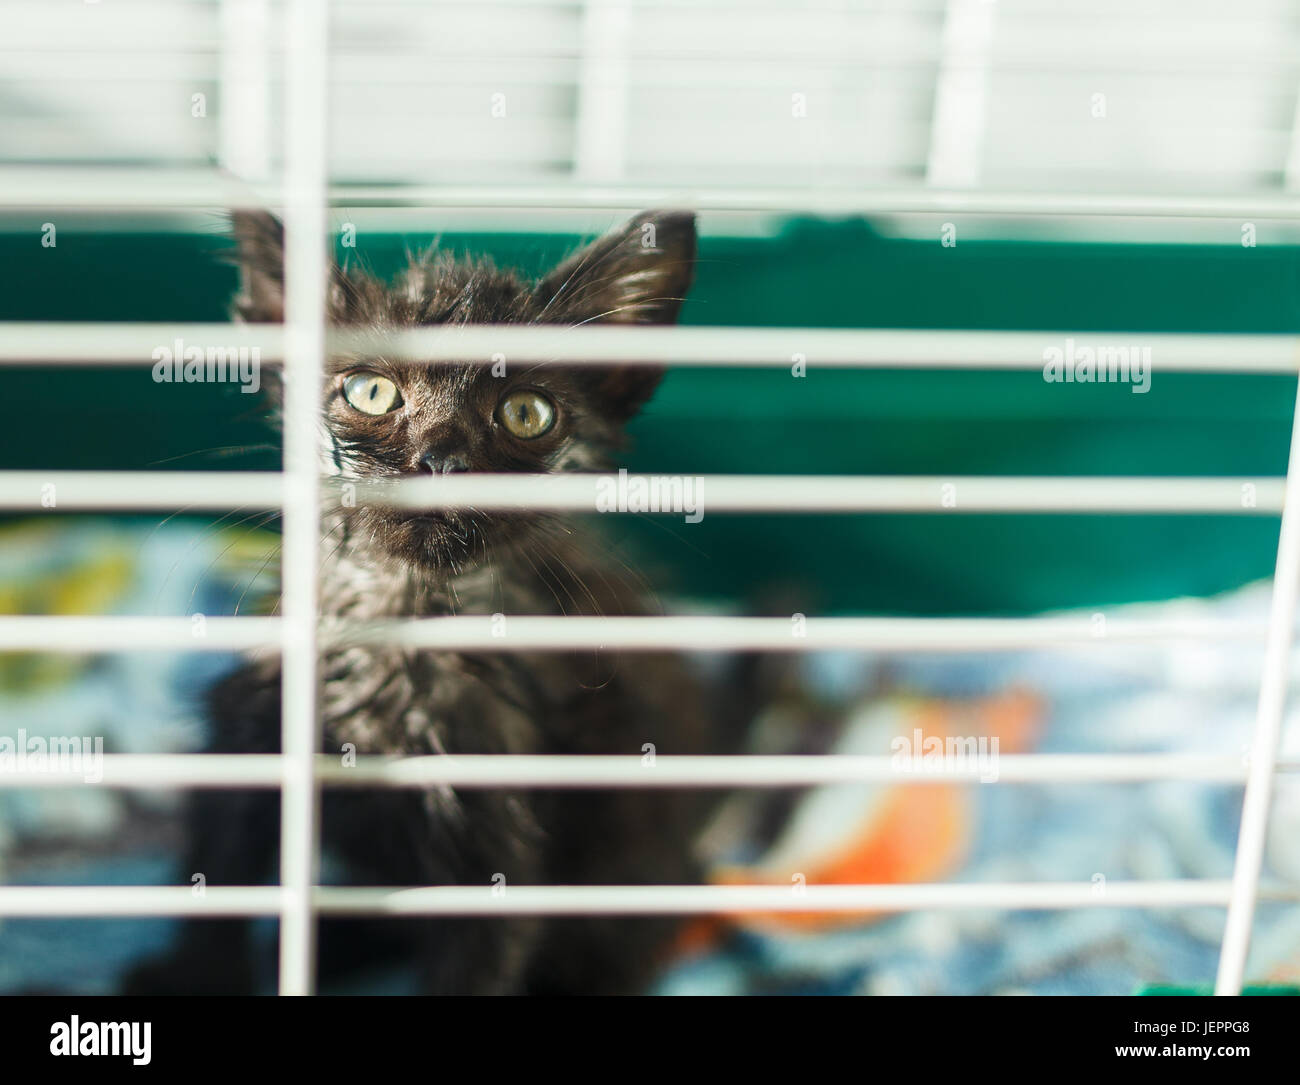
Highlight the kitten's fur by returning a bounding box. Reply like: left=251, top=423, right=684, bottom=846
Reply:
left=127, top=210, right=736, bottom=995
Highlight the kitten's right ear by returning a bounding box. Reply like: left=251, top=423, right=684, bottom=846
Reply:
left=230, top=210, right=285, bottom=323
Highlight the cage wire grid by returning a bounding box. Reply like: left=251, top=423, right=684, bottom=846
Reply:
left=2, top=0, right=1300, bottom=996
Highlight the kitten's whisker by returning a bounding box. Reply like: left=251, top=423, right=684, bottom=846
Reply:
left=137, top=503, right=202, bottom=570
left=317, top=519, right=353, bottom=577
left=625, top=507, right=713, bottom=562
left=555, top=262, right=693, bottom=319
left=552, top=519, right=661, bottom=618
left=567, top=299, right=688, bottom=330
left=232, top=539, right=282, bottom=617
left=530, top=530, right=623, bottom=691
left=532, top=227, right=608, bottom=323
left=514, top=541, right=569, bottom=618
left=534, top=534, right=605, bottom=619
left=514, top=296, right=690, bottom=382
left=186, top=510, right=282, bottom=616
left=152, top=505, right=258, bottom=613
left=147, top=443, right=278, bottom=468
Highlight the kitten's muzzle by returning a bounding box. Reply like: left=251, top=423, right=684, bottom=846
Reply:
left=418, top=450, right=470, bottom=475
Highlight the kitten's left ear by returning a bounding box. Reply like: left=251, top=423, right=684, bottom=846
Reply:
left=534, top=209, right=696, bottom=326
left=534, top=210, right=696, bottom=418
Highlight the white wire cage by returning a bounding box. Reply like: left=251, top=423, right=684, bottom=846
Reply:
left=2, top=0, right=1300, bottom=997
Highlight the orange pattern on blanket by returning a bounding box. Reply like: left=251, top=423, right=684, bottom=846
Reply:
left=700, top=688, right=1042, bottom=936
left=978, top=687, right=1041, bottom=755
left=714, top=782, right=969, bottom=932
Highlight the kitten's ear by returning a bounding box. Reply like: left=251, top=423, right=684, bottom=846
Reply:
left=534, top=209, right=696, bottom=419
left=229, top=210, right=285, bottom=323
left=535, top=209, right=696, bottom=326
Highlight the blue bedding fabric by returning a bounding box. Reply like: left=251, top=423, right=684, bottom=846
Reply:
left=1, top=518, right=1298, bottom=995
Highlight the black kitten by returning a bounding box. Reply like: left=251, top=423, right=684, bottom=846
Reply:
left=125, top=210, right=737, bottom=995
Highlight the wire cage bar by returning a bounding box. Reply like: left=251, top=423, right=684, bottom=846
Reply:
left=0, top=472, right=1287, bottom=514
left=6, top=170, right=1300, bottom=220
left=0, top=614, right=1289, bottom=654
left=2, top=752, right=1300, bottom=791
left=3, top=322, right=1300, bottom=371
left=274, top=0, right=330, bottom=998
left=1215, top=375, right=1300, bottom=994
left=2, top=880, right=1291, bottom=920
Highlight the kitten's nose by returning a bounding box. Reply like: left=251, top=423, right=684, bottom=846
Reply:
left=418, top=450, right=470, bottom=475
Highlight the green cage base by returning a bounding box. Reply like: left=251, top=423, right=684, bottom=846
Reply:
left=1135, top=983, right=1300, bottom=996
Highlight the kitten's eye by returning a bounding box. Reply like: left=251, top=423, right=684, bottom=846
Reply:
left=497, top=389, right=556, bottom=439
left=342, top=372, right=402, bottom=415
